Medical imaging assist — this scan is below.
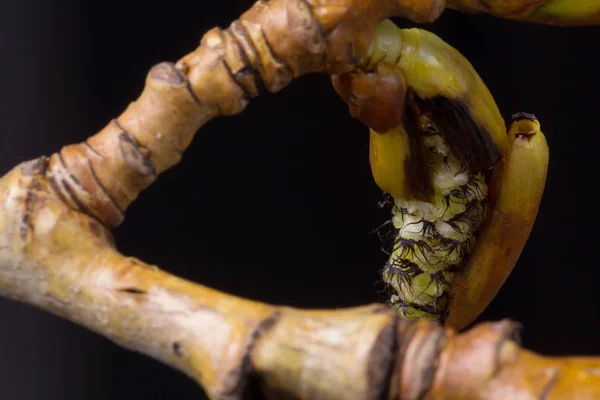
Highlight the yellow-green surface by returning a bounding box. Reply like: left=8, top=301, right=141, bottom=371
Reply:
left=525, top=0, right=600, bottom=25
left=365, top=21, right=508, bottom=200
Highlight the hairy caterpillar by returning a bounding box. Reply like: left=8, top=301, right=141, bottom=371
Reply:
left=334, top=21, right=511, bottom=324
left=380, top=93, right=490, bottom=323
left=358, top=23, right=510, bottom=324
left=333, top=20, right=548, bottom=327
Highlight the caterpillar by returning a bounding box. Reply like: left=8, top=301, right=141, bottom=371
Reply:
left=380, top=92, right=490, bottom=323
left=357, top=22, right=510, bottom=324
left=334, top=20, right=549, bottom=327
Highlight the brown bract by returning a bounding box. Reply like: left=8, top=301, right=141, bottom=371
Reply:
left=332, top=64, right=407, bottom=133
left=1, top=1, right=600, bottom=399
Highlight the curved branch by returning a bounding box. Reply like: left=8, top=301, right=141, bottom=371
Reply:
left=1, top=1, right=600, bottom=399
left=45, top=0, right=444, bottom=230
left=1, top=162, right=600, bottom=399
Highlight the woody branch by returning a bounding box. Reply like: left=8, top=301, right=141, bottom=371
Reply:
left=1, top=0, right=599, bottom=399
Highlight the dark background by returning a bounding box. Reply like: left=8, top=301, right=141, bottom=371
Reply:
left=0, top=1, right=598, bottom=399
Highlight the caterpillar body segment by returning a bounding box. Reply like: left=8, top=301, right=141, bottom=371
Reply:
left=333, top=21, right=548, bottom=328
left=446, top=114, right=549, bottom=329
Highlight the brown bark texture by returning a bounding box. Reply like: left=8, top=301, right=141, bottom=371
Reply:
left=1, top=0, right=599, bottom=399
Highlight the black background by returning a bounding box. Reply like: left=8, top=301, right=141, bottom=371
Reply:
left=1, top=1, right=599, bottom=399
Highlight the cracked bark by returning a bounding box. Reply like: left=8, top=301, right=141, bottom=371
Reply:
left=1, top=0, right=600, bottom=399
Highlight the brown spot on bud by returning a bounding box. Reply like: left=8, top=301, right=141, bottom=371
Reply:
left=332, top=63, right=406, bottom=133
left=510, top=112, right=538, bottom=123
left=510, top=113, right=540, bottom=141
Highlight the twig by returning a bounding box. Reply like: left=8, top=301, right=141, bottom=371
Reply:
left=1, top=1, right=599, bottom=399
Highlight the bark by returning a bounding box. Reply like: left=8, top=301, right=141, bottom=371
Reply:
left=1, top=0, right=600, bottom=399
